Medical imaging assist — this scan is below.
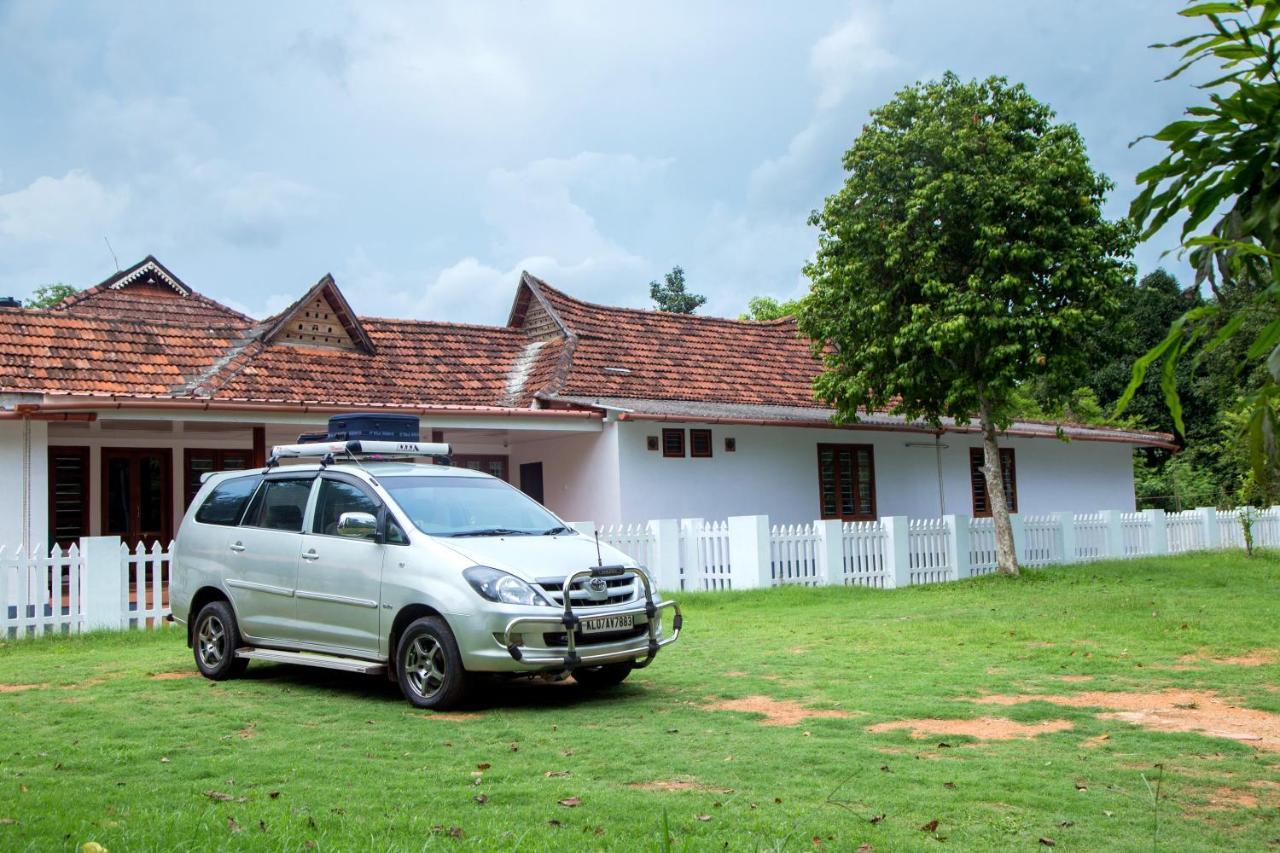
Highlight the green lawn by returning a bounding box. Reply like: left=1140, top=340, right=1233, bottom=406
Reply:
left=2, top=553, right=1279, bottom=851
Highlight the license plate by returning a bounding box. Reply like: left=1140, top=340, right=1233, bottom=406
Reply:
left=581, top=614, right=634, bottom=634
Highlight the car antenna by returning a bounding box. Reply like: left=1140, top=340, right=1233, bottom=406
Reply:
left=594, top=530, right=603, bottom=567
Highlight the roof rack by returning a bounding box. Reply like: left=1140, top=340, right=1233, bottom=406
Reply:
left=268, top=439, right=452, bottom=468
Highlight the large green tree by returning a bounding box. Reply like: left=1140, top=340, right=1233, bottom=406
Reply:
left=649, top=266, right=706, bottom=314
left=740, top=295, right=804, bottom=321
left=800, top=73, right=1134, bottom=576
left=24, top=283, right=78, bottom=308
left=1121, top=0, right=1280, bottom=502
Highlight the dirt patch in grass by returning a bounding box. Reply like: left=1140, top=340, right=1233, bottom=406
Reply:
left=703, top=695, right=853, bottom=726
left=150, top=671, right=199, bottom=680
left=1179, top=648, right=1277, bottom=667
left=628, top=778, right=735, bottom=794
left=973, top=689, right=1280, bottom=751
left=867, top=716, right=1073, bottom=741
left=723, top=671, right=748, bottom=678
left=1054, top=675, right=1094, bottom=683
left=413, top=712, right=485, bottom=722
left=0, top=683, right=48, bottom=693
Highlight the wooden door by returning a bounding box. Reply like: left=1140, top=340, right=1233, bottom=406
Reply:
left=102, top=448, right=173, bottom=547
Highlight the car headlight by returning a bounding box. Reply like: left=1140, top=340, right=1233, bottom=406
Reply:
left=463, top=566, right=553, bottom=606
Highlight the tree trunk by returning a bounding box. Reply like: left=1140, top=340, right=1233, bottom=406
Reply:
left=978, top=400, right=1020, bottom=577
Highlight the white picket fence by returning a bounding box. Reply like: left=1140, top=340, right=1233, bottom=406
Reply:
left=579, top=505, right=1280, bottom=593
left=4, top=505, right=1275, bottom=639
left=2, top=539, right=173, bottom=639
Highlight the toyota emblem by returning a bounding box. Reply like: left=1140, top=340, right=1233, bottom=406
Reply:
left=586, top=576, right=609, bottom=601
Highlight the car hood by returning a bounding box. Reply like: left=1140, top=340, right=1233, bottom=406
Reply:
left=435, top=534, right=635, bottom=582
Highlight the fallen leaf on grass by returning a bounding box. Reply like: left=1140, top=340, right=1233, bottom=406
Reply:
left=943, top=782, right=956, bottom=789
left=558, top=797, right=581, bottom=807
left=473, top=794, right=488, bottom=805
left=920, top=819, right=939, bottom=833
left=1039, top=838, right=1056, bottom=847
left=258, top=820, right=266, bottom=833
left=868, top=814, right=885, bottom=824
left=0, top=818, right=19, bottom=826
left=547, top=820, right=562, bottom=828
left=857, top=845, right=874, bottom=853
left=1074, top=780, right=1088, bottom=791
left=696, top=815, right=711, bottom=822
left=269, top=791, right=280, bottom=800
left=227, top=817, right=241, bottom=833
left=79, top=843, right=105, bottom=853
left=204, top=790, right=234, bottom=802
left=159, top=757, right=170, bottom=764
left=774, top=797, right=783, bottom=804
left=476, top=763, right=491, bottom=771
left=545, top=770, right=571, bottom=777
left=19, top=785, right=27, bottom=793
left=304, top=842, right=316, bottom=850
left=1059, top=820, right=1074, bottom=828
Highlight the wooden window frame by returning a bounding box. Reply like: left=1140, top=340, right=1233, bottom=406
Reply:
left=689, top=428, right=713, bottom=458
left=452, top=454, right=509, bottom=482
left=969, top=447, right=1018, bottom=517
left=184, top=448, right=253, bottom=509
left=48, top=445, right=90, bottom=550
left=816, top=443, right=877, bottom=521
left=661, top=428, right=686, bottom=458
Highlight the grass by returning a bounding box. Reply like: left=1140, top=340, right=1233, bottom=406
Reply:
left=2, top=553, right=1279, bottom=851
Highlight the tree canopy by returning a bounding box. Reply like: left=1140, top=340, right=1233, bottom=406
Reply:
left=739, top=295, right=804, bottom=321
left=649, top=266, right=706, bottom=313
left=799, top=73, right=1134, bottom=575
left=24, top=283, right=78, bottom=309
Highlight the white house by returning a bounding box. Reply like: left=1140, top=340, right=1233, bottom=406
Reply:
left=0, top=256, right=1172, bottom=551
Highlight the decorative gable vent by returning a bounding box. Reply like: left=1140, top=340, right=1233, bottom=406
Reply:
left=275, top=293, right=358, bottom=350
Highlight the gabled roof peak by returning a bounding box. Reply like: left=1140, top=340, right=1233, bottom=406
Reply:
left=259, top=273, right=376, bottom=354
left=53, top=256, right=255, bottom=326
left=105, top=255, right=191, bottom=296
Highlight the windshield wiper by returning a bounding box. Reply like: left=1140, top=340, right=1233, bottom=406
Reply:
left=449, top=528, right=534, bottom=538
left=539, top=525, right=574, bottom=536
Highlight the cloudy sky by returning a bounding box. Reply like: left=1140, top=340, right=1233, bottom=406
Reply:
left=0, top=1, right=1204, bottom=323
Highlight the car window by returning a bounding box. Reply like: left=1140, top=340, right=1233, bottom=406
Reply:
left=244, top=478, right=313, bottom=532
left=312, top=479, right=381, bottom=539
left=381, top=476, right=567, bottom=537
left=194, top=475, right=262, bottom=526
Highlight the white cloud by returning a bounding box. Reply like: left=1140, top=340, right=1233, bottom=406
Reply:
left=0, top=170, right=128, bottom=243
left=212, top=171, right=321, bottom=248
left=809, top=7, right=900, bottom=110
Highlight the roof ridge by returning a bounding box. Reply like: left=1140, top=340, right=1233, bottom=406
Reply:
left=0, top=309, right=253, bottom=331
left=529, top=274, right=799, bottom=329
left=358, top=314, right=523, bottom=333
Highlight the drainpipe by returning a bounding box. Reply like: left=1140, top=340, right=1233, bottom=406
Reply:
left=905, top=433, right=950, bottom=516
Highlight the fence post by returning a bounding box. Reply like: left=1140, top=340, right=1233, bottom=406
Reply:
left=881, top=516, right=911, bottom=588
left=679, top=518, right=704, bottom=590
left=1008, top=513, right=1026, bottom=565
left=82, top=535, right=124, bottom=631
left=1056, top=512, right=1077, bottom=564
left=1144, top=508, right=1168, bottom=556
left=944, top=514, right=971, bottom=579
left=726, top=515, right=772, bottom=589
left=648, top=518, right=682, bottom=592
left=1197, top=506, right=1221, bottom=549
left=1102, top=510, right=1125, bottom=558
left=816, top=519, right=844, bottom=586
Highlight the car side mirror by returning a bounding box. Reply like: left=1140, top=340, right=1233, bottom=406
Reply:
left=337, top=511, right=378, bottom=539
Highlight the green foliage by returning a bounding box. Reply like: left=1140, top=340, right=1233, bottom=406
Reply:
left=739, top=295, right=804, bottom=321
left=649, top=266, right=706, bottom=314
left=800, top=73, right=1134, bottom=432
left=1134, top=453, right=1223, bottom=509
left=1121, top=1, right=1280, bottom=497
left=23, top=283, right=77, bottom=308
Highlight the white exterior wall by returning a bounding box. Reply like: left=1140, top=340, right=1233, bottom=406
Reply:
left=0, top=419, right=50, bottom=551
left=613, top=421, right=1136, bottom=524
left=509, top=424, right=622, bottom=524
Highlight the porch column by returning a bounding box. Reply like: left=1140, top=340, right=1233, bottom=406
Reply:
left=251, top=426, right=266, bottom=468
left=0, top=419, right=49, bottom=552
left=647, top=518, right=682, bottom=592
left=82, top=535, right=125, bottom=631
left=944, top=514, right=971, bottom=579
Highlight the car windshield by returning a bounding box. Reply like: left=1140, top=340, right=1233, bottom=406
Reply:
left=380, top=475, right=570, bottom=537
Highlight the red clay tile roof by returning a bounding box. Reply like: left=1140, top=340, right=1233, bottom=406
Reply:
left=523, top=274, right=824, bottom=408
left=0, top=310, right=250, bottom=397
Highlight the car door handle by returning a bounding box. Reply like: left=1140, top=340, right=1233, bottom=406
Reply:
left=229, top=542, right=246, bottom=553
left=301, top=550, right=319, bottom=562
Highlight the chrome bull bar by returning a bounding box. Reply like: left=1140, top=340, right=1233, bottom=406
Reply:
left=501, top=565, right=683, bottom=669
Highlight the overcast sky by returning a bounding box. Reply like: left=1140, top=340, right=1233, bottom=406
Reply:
left=0, top=1, right=1204, bottom=323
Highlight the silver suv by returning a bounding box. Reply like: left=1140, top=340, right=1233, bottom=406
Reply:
left=170, top=449, right=681, bottom=710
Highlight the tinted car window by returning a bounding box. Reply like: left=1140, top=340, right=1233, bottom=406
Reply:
left=245, top=479, right=314, bottom=532
left=194, top=475, right=262, bottom=526
left=312, top=479, right=381, bottom=538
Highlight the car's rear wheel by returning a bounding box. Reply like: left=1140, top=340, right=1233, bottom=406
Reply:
left=396, top=616, right=469, bottom=710
left=192, top=600, right=248, bottom=680
left=572, top=662, right=633, bottom=689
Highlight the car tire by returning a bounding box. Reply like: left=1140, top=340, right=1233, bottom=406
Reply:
left=192, top=600, right=248, bottom=680
left=396, top=616, right=469, bottom=710
left=573, top=662, right=634, bottom=689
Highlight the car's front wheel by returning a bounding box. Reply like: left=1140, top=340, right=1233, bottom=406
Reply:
left=192, top=600, right=248, bottom=680
left=396, top=617, right=469, bottom=710
left=573, top=662, right=634, bottom=689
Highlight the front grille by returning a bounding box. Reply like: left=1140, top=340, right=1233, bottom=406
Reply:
left=536, top=573, right=639, bottom=607
left=543, top=624, right=648, bottom=647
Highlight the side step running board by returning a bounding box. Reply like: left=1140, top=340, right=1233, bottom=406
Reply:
left=235, top=647, right=387, bottom=675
